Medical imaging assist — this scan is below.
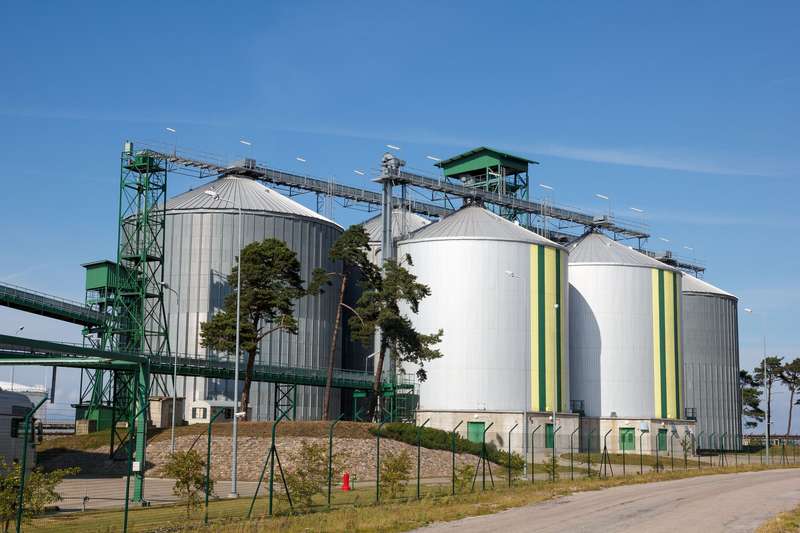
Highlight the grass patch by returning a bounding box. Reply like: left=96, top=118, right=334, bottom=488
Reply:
left=371, top=423, right=524, bottom=469
left=757, top=502, right=800, bottom=533
left=27, top=464, right=799, bottom=532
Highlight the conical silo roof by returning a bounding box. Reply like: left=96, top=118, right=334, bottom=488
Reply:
left=361, top=209, right=431, bottom=243
left=166, top=176, right=341, bottom=228
left=400, top=205, right=564, bottom=248
left=682, top=274, right=737, bottom=299
left=568, top=231, right=678, bottom=271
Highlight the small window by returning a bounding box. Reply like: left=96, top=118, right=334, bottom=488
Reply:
left=10, top=418, right=23, bottom=439
left=192, top=407, right=208, bottom=419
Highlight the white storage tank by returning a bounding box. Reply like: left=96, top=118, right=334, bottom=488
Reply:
left=569, top=232, right=684, bottom=420
left=396, top=205, right=569, bottom=413
left=163, top=176, right=343, bottom=420
left=682, top=275, right=741, bottom=448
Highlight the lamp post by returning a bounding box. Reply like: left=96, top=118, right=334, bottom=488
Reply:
left=744, top=307, right=769, bottom=465
left=161, top=282, right=181, bottom=454
left=203, top=187, right=243, bottom=496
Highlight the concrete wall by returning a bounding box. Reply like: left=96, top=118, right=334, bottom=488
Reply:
left=579, top=416, right=696, bottom=455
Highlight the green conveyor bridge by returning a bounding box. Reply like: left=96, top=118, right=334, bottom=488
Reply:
left=0, top=334, right=392, bottom=391
left=0, top=282, right=106, bottom=327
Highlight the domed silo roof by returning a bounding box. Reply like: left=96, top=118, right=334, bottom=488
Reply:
left=681, top=274, right=736, bottom=299
left=403, top=205, right=565, bottom=247
left=166, top=175, right=340, bottom=228
left=361, top=209, right=430, bottom=243
left=568, top=230, right=684, bottom=421
left=568, top=231, right=678, bottom=270
left=681, top=274, right=740, bottom=450
left=397, top=205, right=569, bottom=414
left=163, top=175, right=342, bottom=421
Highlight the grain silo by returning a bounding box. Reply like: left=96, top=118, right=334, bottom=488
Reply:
left=162, top=176, right=342, bottom=421
left=396, top=204, right=576, bottom=456
left=681, top=274, right=741, bottom=450
left=361, top=208, right=430, bottom=264
left=569, top=231, right=695, bottom=453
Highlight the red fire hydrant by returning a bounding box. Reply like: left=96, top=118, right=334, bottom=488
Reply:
left=341, top=472, right=351, bottom=491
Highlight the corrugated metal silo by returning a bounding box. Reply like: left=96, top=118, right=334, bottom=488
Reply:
left=162, top=176, right=343, bottom=420
left=568, top=232, right=684, bottom=419
left=682, top=274, right=741, bottom=447
left=396, top=205, right=569, bottom=413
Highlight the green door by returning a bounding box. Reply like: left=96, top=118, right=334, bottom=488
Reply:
left=467, top=421, right=485, bottom=444
left=619, top=428, right=635, bottom=451
left=658, top=428, right=668, bottom=451
left=545, top=423, right=554, bottom=448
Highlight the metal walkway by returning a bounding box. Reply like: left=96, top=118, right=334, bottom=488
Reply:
left=0, top=334, right=399, bottom=390
left=0, top=282, right=106, bottom=327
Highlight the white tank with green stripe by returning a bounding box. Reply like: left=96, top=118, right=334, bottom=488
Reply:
left=568, top=232, right=684, bottom=419
left=397, top=205, right=569, bottom=413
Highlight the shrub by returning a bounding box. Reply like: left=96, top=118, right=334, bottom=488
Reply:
left=163, top=450, right=210, bottom=518
left=370, top=423, right=524, bottom=470
left=542, top=456, right=560, bottom=482
left=453, top=463, right=475, bottom=494
left=380, top=450, right=412, bottom=500
left=0, top=460, right=79, bottom=532
left=281, top=441, right=328, bottom=509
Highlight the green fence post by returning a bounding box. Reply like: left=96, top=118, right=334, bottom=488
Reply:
left=508, top=423, right=518, bottom=487
left=570, top=427, right=580, bottom=480
left=670, top=431, right=675, bottom=471
left=587, top=429, right=596, bottom=478
left=481, top=422, right=494, bottom=491
left=451, top=420, right=463, bottom=496
left=639, top=430, right=647, bottom=475
left=416, top=418, right=430, bottom=499
left=247, top=411, right=288, bottom=519
left=720, top=433, right=727, bottom=467
left=15, top=395, right=47, bottom=533
left=327, top=414, right=344, bottom=508
left=697, top=431, right=704, bottom=470
left=123, top=370, right=140, bottom=533
left=376, top=421, right=386, bottom=503
left=531, top=425, right=541, bottom=484
left=551, top=426, right=561, bottom=483
left=622, top=430, right=626, bottom=476
left=204, top=409, right=225, bottom=525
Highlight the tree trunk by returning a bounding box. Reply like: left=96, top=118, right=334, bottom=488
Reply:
left=322, top=274, right=347, bottom=420
left=240, top=347, right=258, bottom=420
left=788, top=387, right=795, bottom=435
left=368, top=341, right=388, bottom=421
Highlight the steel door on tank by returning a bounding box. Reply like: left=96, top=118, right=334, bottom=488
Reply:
left=467, top=421, right=485, bottom=444
left=620, top=428, right=635, bottom=450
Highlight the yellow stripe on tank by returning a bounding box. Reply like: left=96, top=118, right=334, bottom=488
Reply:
left=530, top=245, right=539, bottom=410
left=544, top=246, right=556, bottom=412
left=651, top=269, right=662, bottom=418
left=664, top=271, right=676, bottom=419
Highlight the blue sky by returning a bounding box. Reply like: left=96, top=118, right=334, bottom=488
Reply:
left=0, top=2, right=797, bottom=429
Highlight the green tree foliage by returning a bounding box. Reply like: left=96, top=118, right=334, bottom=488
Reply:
left=740, top=369, right=765, bottom=429
left=380, top=450, right=412, bottom=500
left=779, top=358, right=800, bottom=434
left=541, top=456, right=560, bottom=482
left=753, top=357, right=784, bottom=435
left=0, top=461, right=79, bottom=532
left=280, top=440, right=344, bottom=509
left=309, top=225, right=379, bottom=420
left=350, top=255, right=443, bottom=418
left=200, top=238, right=308, bottom=417
left=453, top=464, right=475, bottom=494
left=163, top=450, right=210, bottom=518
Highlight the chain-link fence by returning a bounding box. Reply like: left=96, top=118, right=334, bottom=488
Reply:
left=11, top=417, right=800, bottom=532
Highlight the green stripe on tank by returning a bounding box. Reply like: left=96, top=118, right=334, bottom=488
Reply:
left=658, top=270, right=667, bottom=418
left=672, top=272, right=680, bottom=418
left=538, top=245, right=546, bottom=411
left=555, top=250, right=562, bottom=412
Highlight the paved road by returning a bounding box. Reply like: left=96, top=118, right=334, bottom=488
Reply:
left=415, top=469, right=800, bottom=533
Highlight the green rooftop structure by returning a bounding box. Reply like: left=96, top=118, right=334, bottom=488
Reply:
left=435, top=147, right=537, bottom=221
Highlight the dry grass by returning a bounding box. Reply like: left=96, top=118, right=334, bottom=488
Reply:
left=26, top=464, right=799, bottom=533
left=757, top=503, right=800, bottom=533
